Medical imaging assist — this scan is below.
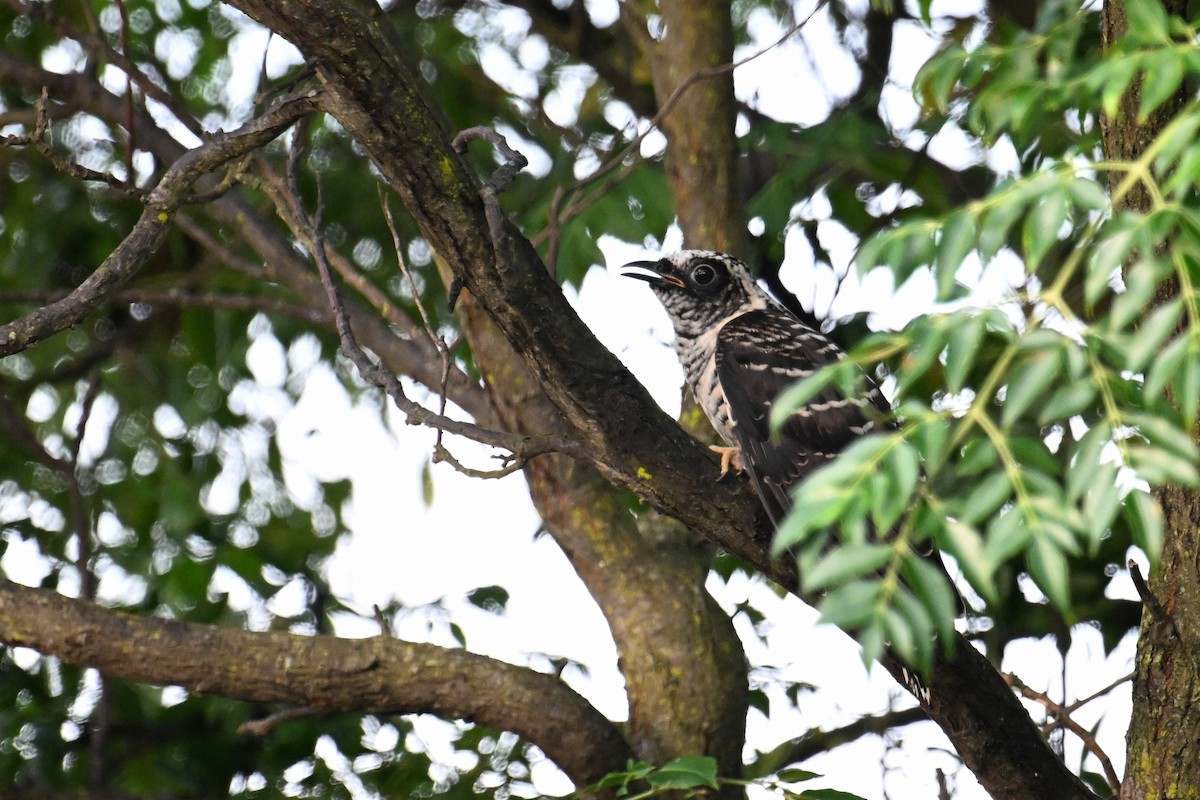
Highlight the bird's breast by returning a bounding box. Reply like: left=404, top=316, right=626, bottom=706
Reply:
left=677, top=322, right=738, bottom=445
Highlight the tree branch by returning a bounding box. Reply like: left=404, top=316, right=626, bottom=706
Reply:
left=0, top=578, right=634, bottom=789
left=748, top=706, right=930, bottom=776
left=0, top=89, right=321, bottom=356
left=0, top=52, right=496, bottom=425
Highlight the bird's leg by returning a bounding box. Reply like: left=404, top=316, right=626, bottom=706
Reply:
left=710, top=445, right=744, bottom=478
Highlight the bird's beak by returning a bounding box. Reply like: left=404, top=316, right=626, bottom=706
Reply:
left=621, top=260, right=685, bottom=288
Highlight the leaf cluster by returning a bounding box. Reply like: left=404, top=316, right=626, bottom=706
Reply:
left=771, top=1, right=1200, bottom=671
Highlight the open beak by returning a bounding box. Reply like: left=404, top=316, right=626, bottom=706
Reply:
left=621, top=260, right=685, bottom=288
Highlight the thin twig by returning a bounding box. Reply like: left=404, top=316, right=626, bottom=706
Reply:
left=1063, top=671, right=1135, bottom=715
left=0, top=89, right=322, bottom=357
left=1128, top=559, right=1172, bottom=626
left=238, top=708, right=321, bottom=737
left=0, top=87, right=143, bottom=197
left=0, top=288, right=325, bottom=324
left=112, top=0, right=135, bottom=185
left=70, top=375, right=101, bottom=601
left=432, top=443, right=527, bottom=479
left=300, top=169, right=583, bottom=473
left=1003, top=672, right=1121, bottom=793
left=379, top=187, right=453, bottom=448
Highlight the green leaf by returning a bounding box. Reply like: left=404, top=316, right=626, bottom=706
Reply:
left=944, top=314, right=985, bottom=393
left=1002, top=349, right=1063, bottom=428
left=916, top=44, right=966, bottom=111
left=1111, top=259, right=1161, bottom=331
left=881, top=604, right=923, bottom=672
left=1144, top=333, right=1189, bottom=399
left=984, top=507, right=1032, bottom=564
left=1038, top=381, right=1096, bottom=424
left=1139, top=51, right=1186, bottom=121
left=942, top=518, right=997, bottom=604
left=958, top=435, right=999, bottom=476
left=1098, top=56, right=1141, bottom=120
left=797, top=788, right=871, bottom=800
left=588, top=762, right=654, bottom=791
left=1124, top=299, right=1183, bottom=371
left=1126, top=1, right=1170, bottom=40
left=648, top=756, right=719, bottom=790
left=777, top=767, right=822, bottom=784
left=900, top=554, right=959, bottom=641
left=1022, top=190, right=1068, bottom=269
left=1085, top=222, right=1135, bottom=307
left=1068, top=422, right=1113, bottom=503
left=804, top=544, right=893, bottom=593
left=775, top=465, right=859, bottom=552
left=1152, top=108, right=1200, bottom=174
left=1081, top=461, right=1122, bottom=554
left=771, top=368, right=840, bottom=433
left=1181, top=353, right=1200, bottom=428
left=1124, top=491, right=1164, bottom=568
left=1127, top=444, right=1200, bottom=486
left=1066, top=176, right=1108, bottom=211
left=935, top=209, right=976, bottom=300
left=1027, top=537, right=1072, bottom=614
left=1127, top=411, right=1200, bottom=463
left=466, top=585, right=510, bottom=614
left=420, top=460, right=434, bottom=506
left=896, top=322, right=946, bottom=394
left=978, top=190, right=1025, bottom=261
left=875, top=440, right=921, bottom=530
left=817, top=580, right=882, bottom=630
left=958, top=470, right=1013, bottom=525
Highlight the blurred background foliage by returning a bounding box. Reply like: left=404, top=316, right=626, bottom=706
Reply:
left=1, top=0, right=1197, bottom=797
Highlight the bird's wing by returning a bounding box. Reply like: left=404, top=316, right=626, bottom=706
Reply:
left=715, top=309, right=889, bottom=526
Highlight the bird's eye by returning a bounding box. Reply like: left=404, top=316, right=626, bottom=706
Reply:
left=692, top=264, right=717, bottom=286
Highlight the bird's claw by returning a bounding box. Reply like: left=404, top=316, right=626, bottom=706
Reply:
left=710, top=445, right=744, bottom=479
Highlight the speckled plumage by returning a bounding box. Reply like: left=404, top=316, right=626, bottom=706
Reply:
left=623, top=250, right=890, bottom=526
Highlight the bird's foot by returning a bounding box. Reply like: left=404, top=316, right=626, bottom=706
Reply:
left=710, top=445, right=744, bottom=479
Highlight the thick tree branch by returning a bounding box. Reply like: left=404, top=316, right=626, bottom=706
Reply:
left=0, top=578, right=634, bottom=789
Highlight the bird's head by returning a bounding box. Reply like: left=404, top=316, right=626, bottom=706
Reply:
left=622, top=250, right=770, bottom=337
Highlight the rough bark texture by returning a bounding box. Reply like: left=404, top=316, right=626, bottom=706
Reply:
left=1102, top=3, right=1200, bottom=798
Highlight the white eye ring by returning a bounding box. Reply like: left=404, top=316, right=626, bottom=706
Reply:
left=692, top=264, right=717, bottom=285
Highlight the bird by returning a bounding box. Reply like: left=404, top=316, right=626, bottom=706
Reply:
left=621, top=249, right=890, bottom=528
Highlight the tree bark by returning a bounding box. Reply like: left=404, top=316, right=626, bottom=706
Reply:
left=1101, top=3, right=1200, bottom=798
left=0, top=578, right=634, bottom=789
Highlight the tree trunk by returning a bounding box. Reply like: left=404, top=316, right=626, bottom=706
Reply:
left=1101, top=3, right=1200, bottom=797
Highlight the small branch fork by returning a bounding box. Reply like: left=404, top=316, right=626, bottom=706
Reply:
left=1003, top=671, right=1127, bottom=793
left=281, top=128, right=581, bottom=477
left=1128, top=559, right=1180, bottom=637
left=448, top=125, right=530, bottom=309
left=0, top=88, right=142, bottom=197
